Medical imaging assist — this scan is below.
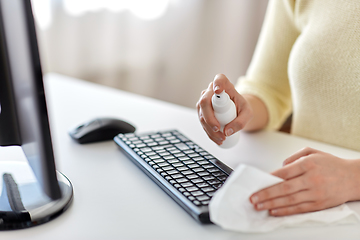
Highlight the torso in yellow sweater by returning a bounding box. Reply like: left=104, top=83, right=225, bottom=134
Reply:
left=237, top=0, right=360, bottom=151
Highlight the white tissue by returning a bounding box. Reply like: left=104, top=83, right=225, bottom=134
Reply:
left=209, top=164, right=360, bottom=233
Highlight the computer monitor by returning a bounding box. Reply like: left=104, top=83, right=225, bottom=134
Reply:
left=0, top=0, right=73, bottom=230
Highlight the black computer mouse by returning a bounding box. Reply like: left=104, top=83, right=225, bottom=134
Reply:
left=69, top=117, right=136, bottom=144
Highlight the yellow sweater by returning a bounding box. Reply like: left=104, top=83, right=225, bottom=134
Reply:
left=236, top=0, right=360, bottom=151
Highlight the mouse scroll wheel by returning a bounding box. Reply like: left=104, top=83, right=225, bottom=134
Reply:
left=75, top=124, right=85, bottom=131
left=74, top=120, right=100, bottom=132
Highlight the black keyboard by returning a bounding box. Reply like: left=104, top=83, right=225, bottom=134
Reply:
left=114, top=130, right=232, bottom=223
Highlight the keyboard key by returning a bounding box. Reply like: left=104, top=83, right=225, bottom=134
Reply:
left=197, top=160, right=209, bottom=165
left=169, top=149, right=181, bottom=154
left=203, top=164, right=214, bottom=169
left=213, top=184, right=222, bottom=189
left=153, top=159, right=165, bottom=164
left=192, top=168, right=204, bottom=172
left=196, top=183, right=209, bottom=188
left=197, top=171, right=209, bottom=177
left=175, top=153, right=185, bottom=158
left=181, top=182, right=193, bottom=188
left=192, top=191, right=203, bottom=196
left=147, top=142, right=158, bottom=147
left=212, top=172, right=222, bottom=177
left=207, top=192, right=215, bottom=197
left=172, top=163, right=184, bottom=167
left=182, top=170, right=193, bottom=175
left=203, top=176, right=215, bottom=181
left=208, top=179, right=220, bottom=185
left=196, top=195, right=210, bottom=201
left=175, top=143, right=189, bottom=150
left=187, top=174, right=198, bottom=179
left=167, top=158, right=178, bottom=163
left=186, top=186, right=199, bottom=192
left=207, top=168, right=219, bottom=173
left=158, top=162, right=170, bottom=167
left=188, top=164, right=199, bottom=168
left=191, top=179, right=203, bottom=184
left=149, top=155, right=161, bottom=160
left=188, top=153, right=200, bottom=158
left=202, top=187, right=215, bottom=192
left=183, top=160, right=195, bottom=165
left=184, top=150, right=195, bottom=154
left=135, top=144, right=146, bottom=148
left=217, top=175, right=227, bottom=181
left=177, top=166, right=189, bottom=171
left=144, top=151, right=156, bottom=156
left=176, top=178, right=188, bottom=183
left=183, top=192, right=191, bottom=197
left=159, top=152, right=170, bottom=156
left=172, top=174, right=183, bottom=179
left=163, top=166, right=174, bottom=171
left=201, top=200, right=210, bottom=205
left=166, top=170, right=179, bottom=175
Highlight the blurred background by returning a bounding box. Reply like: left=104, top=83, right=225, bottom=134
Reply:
left=31, top=0, right=268, bottom=109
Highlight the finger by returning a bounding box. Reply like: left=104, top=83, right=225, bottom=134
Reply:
left=254, top=190, right=313, bottom=211
left=196, top=84, right=220, bottom=132
left=223, top=100, right=253, bottom=135
left=198, top=109, right=225, bottom=145
left=283, top=147, right=318, bottom=166
left=213, top=74, right=238, bottom=98
left=272, top=158, right=308, bottom=180
left=269, top=201, right=318, bottom=216
left=250, top=176, right=308, bottom=205
left=213, top=74, right=252, bottom=135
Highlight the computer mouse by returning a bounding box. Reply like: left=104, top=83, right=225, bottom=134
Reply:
left=69, top=117, right=136, bottom=144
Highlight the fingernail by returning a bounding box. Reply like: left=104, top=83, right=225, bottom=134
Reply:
left=270, top=209, right=277, bottom=215
left=251, top=195, right=258, bottom=204
left=213, top=126, right=219, bottom=132
left=214, top=86, right=220, bottom=92
left=256, top=203, right=263, bottom=210
left=225, top=128, right=234, bottom=136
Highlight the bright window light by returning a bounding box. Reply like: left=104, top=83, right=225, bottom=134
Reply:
left=63, top=0, right=170, bottom=20
left=31, top=0, right=52, bottom=30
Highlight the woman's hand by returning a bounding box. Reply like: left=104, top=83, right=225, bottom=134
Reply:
left=196, top=74, right=254, bottom=145
left=250, top=147, right=360, bottom=216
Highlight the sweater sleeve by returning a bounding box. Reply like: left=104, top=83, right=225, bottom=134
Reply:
left=236, top=0, right=300, bottom=130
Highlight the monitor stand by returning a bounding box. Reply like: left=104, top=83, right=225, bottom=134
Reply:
left=0, top=160, right=73, bottom=230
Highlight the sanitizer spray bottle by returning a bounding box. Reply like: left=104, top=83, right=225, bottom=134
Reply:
left=211, top=91, right=239, bottom=148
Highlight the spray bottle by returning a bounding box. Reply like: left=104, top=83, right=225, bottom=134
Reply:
left=211, top=91, right=239, bottom=148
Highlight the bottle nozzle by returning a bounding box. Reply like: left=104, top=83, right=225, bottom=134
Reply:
left=212, top=91, right=231, bottom=113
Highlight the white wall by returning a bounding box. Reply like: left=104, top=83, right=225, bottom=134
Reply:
left=35, top=0, right=268, bottom=108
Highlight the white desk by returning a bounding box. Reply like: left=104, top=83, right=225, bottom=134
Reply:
left=3, top=73, right=360, bottom=239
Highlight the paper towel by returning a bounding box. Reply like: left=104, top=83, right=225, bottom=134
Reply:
left=209, top=164, right=360, bottom=232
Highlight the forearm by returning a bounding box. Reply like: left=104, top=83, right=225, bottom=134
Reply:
left=242, top=94, right=269, bottom=132
left=345, top=159, right=360, bottom=202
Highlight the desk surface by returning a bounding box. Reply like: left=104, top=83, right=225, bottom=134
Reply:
left=3, top=74, right=360, bottom=239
